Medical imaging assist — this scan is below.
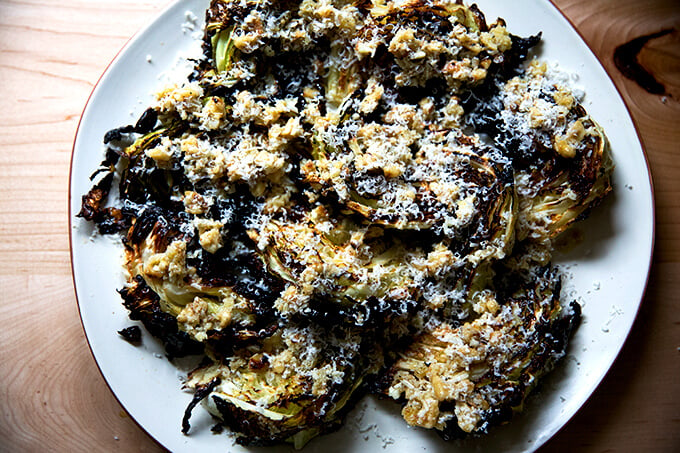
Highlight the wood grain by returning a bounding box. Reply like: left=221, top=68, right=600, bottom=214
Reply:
left=0, top=2, right=171, bottom=451
left=0, top=0, right=678, bottom=452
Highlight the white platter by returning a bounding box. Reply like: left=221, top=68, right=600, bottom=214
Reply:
left=69, top=1, right=655, bottom=451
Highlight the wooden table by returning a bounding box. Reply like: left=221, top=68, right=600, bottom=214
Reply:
left=1, top=0, right=678, bottom=451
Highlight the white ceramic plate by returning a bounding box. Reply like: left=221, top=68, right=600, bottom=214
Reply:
left=70, top=1, right=654, bottom=451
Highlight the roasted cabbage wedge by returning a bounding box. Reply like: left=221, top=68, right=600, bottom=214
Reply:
left=183, top=323, right=386, bottom=447
left=466, top=61, right=614, bottom=251
left=78, top=0, right=613, bottom=447
left=382, top=266, right=580, bottom=437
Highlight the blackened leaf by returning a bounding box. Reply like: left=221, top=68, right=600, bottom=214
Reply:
left=118, top=325, right=142, bottom=344
left=78, top=172, right=114, bottom=221
left=134, top=108, right=159, bottom=134
left=182, top=378, right=221, bottom=435
left=104, top=125, right=135, bottom=144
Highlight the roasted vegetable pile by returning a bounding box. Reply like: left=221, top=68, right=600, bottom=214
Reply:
left=79, top=0, right=612, bottom=447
